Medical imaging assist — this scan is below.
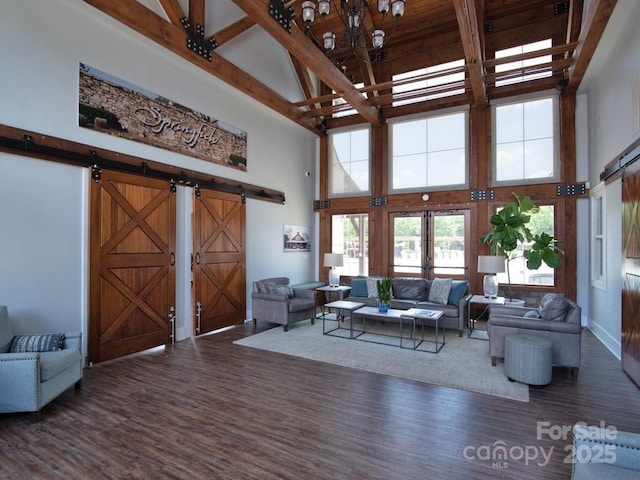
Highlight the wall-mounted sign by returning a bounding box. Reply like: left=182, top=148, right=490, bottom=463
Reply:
left=78, top=64, right=247, bottom=171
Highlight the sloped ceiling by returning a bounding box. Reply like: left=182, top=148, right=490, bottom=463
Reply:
left=84, top=0, right=618, bottom=135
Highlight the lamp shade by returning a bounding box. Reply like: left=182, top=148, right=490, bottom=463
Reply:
left=478, top=255, right=505, bottom=274
left=324, top=253, right=344, bottom=268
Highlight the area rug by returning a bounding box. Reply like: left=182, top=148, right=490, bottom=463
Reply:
left=234, top=320, right=529, bottom=402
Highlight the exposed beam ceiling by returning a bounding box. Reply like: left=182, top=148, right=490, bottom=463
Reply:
left=82, top=0, right=617, bottom=135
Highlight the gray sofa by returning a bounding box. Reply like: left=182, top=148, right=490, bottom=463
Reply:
left=487, top=293, right=582, bottom=376
left=0, top=305, right=83, bottom=421
left=572, top=423, right=640, bottom=479
left=252, top=277, right=317, bottom=331
left=344, top=277, right=470, bottom=336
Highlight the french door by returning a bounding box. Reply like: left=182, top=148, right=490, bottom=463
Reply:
left=89, top=170, right=176, bottom=364
left=193, top=189, right=246, bottom=335
left=392, top=210, right=469, bottom=278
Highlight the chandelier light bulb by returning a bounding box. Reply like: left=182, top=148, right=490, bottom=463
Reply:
left=378, top=0, right=390, bottom=14
left=302, top=1, right=316, bottom=23
left=372, top=29, right=385, bottom=49
left=392, top=0, right=405, bottom=18
left=323, top=32, right=336, bottom=51
left=318, top=0, right=330, bottom=17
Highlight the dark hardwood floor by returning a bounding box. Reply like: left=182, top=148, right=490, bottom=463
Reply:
left=1, top=322, right=638, bottom=480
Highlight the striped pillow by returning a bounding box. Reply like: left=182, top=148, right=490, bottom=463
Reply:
left=267, top=283, right=295, bottom=297
left=10, top=333, right=65, bottom=353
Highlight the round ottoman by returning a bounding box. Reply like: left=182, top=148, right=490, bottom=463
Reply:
left=504, top=334, right=552, bottom=386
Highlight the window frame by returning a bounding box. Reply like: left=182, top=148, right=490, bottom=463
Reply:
left=491, top=91, right=560, bottom=187
left=327, top=124, right=372, bottom=198
left=388, top=107, right=469, bottom=194
left=591, top=182, right=607, bottom=290
left=331, top=213, right=369, bottom=278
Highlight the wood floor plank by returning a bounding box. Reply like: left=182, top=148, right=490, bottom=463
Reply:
left=0, top=324, right=638, bottom=479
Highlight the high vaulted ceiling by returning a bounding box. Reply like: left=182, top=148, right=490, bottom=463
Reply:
left=83, top=0, right=617, bottom=135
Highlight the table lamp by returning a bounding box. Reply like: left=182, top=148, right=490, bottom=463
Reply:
left=478, top=255, right=505, bottom=298
left=324, top=253, right=344, bottom=287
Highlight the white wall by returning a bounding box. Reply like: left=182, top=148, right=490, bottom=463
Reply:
left=0, top=0, right=317, bottom=346
left=581, top=0, right=640, bottom=357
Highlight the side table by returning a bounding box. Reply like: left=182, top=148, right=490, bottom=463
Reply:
left=316, top=285, right=351, bottom=303
left=468, top=295, right=505, bottom=339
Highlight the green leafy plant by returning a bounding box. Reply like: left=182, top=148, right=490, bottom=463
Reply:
left=480, top=193, right=563, bottom=301
left=376, top=277, right=393, bottom=304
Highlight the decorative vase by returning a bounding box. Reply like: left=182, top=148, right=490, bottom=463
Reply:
left=378, top=303, right=389, bottom=313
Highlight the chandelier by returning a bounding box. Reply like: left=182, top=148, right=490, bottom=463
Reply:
left=300, top=1, right=406, bottom=66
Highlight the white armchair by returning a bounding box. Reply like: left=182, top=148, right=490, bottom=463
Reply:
left=0, top=305, right=83, bottom=421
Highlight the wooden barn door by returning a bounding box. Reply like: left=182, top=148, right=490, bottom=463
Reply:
left=193, top=189, right=246, bottom=335
left=622, top=165, right=640, bottom=386
left=89, top=170, right=176, bottom=364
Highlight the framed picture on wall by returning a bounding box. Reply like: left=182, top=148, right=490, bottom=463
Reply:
left=283, top=224, right=310, bottom=252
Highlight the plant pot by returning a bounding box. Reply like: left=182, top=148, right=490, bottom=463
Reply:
left=504, top=299, right=526, bottom=307
left=378, top=303, right=389, bottom=313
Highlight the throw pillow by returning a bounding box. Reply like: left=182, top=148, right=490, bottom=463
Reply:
left=350, top=277, right=368, bottom=297
left=524, top=310, right=541, bottom=318
left=267, top=283, right=294, bottom=297
left=10, top=333, right=65, bottom=353
left=539, top=296, right=568, bottom=321
left=428, top=278, right=452, bottom=305
left=366, top=277, right=380, bottom=299
left=447, top=280, right=468, bottom=306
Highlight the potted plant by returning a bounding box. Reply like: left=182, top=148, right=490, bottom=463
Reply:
left=480, top=193, right=563, bottom=302
left=376, top=277, right=393, bottom=313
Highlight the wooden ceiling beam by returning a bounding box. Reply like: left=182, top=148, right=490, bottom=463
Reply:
left=158, top=0, right=185, bottom=27
left=189, top=0, right=205, bottom=30
left=453, top=0, right=487, bottom=107
left=289, top=54, right=320, bottom=110
left=231, top=0, right=381, bottom=126
left=567, top=0, right=617, bottom=92
left=214, top=0, right=299, bottom=47
left=82, top=0, right=317, bottom=133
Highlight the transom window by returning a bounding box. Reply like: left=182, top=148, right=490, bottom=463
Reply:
left=332, top=83, right=366, bottom=118
left=495, top=39, right=552, bottom=86
left=328, top=127, right=371, bottom=197
left=392, top=59, right=465, bottom=106
left=493, top=94, right=559, bottom=185
left=390, top=110, right=467, bottom=191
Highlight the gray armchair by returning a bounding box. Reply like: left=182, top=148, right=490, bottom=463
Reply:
left=0, top=305, right=83, bottom=421
left=252, top=277, right=317, bottom=331
left=487, top=293, right=582, bottom=376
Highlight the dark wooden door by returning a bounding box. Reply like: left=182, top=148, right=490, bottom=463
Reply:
left=89, top=170, right=176, bottom=364
left=193, top=189, right=246, bottom=335
left=622, top=165, right=640, bottom=386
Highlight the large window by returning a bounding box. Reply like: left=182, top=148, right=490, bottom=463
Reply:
left=495, top=39, right=552, bottom=86
left=390, top=110, right=467, bottom=191
left=591, top=183, right=606, bottom=290
left=332, top=214, right=369, bottom=277
left=496, top=205, right=556, bottom=286
left=328, top=127, right=370, bottom=197
left=493, top=95, right=558, bottom=185
left=392, top=60, right=465, bottom=106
